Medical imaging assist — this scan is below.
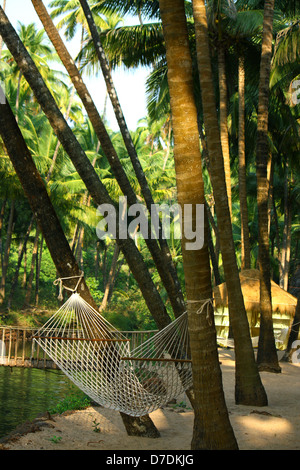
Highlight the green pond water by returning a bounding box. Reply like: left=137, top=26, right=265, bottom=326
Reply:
left=0, top=366, right=77, bottom=439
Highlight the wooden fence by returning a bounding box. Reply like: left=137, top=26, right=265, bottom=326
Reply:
left=0, top=326, right=158, bottom=369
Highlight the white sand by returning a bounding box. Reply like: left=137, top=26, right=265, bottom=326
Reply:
left=2, top=349, right=300, bottom=451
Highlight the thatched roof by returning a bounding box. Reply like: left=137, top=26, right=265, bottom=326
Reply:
left=213, top=269, right=297, bottom=316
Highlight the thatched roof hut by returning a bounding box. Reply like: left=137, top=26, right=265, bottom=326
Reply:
left=213, top=269, right=297, bottom=316
left=213, top=269, right=297, bottom=348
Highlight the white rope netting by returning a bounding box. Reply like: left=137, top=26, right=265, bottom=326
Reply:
left=33, top=288, right=193, bottom=417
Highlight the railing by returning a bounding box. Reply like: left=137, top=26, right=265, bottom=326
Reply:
left=0, top=326, right=159, bottom=369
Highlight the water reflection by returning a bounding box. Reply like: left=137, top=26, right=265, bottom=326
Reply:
left=0, top=367, right=76, bottom=439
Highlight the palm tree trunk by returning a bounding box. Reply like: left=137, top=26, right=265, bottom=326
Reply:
left=279, top=159, right=291, bottom=290
left=22, top=247, right=27, bottom=288
left=283, top=205, right=292, bottom=291
left=238, top=55, right=251, bottom=270
left=205, top=201, right=221, bottom=285
left=159, top=0, right=238, bottom=450
left=100, top=242, right=120, bottom=312
left=0, top=198, right=7, bottom=267
left=0, top=91, right=160, bottom=439
left=78, top=0, right=185, bottom=319
left=30, top=0, right=185, bottom=321
left=0, top=10, right=172, bottom=330
left=35, top=233, right=44, bottom=306
left=162, top=120, right=172, bottom=170
left=255, top=0, right=281, bottom=373
left=24, top=225, right=40, bottom=307
left=0, top=199, right=14, bottom=305
left=46, top=86, right=75, bottom=183
left=192, top=0, right=268, bottom=403
left=16, top=71, right=23, bottom=123
left=218, top=46, right=232, bottom=218
left=8, top=215, right=34, bottom=309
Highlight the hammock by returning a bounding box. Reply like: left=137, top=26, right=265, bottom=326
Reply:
left=33, top=281, right=193, bottom=417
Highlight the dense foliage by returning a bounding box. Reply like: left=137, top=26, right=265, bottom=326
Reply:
left=0, top=0, right=299, bottom=332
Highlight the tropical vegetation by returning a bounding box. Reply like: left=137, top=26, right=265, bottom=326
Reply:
left=0, top=0, right=299, bottom=450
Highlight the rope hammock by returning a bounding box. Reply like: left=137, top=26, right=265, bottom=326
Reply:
left=33, top=276, right=193, bottom=417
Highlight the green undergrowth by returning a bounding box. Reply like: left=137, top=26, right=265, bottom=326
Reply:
left=48, top=390, right=92, bottom=415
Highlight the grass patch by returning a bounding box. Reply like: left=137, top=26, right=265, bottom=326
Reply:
left=48, top=391, right=92, bottom=415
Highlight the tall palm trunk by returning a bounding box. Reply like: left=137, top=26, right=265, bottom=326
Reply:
left=255, top=0, right=281, bottom=373
left=0, top=91, right=160, bottom=439
left=35, top=233, right=44, bottom=306
left=7, top=215, right=34, bottom=309
left=192, top=0, right=268, bottom=404
left=23, top=225, right=40, bottom=307
left=238, top=55, right=251, bottom=269
left=279, top=159, right=291, bottom=291
left=218, top=46, right=232, bottom=218
left=0, top=198, right=7, bottom=267
left=159, top=0, right=238, bottom=450
left=31, top=0, right=185, bottom=320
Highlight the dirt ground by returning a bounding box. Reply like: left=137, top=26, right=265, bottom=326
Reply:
left=1, top=349, right=299, bottom=451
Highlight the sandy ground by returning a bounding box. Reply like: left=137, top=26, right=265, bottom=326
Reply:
left=1, top=349, right=299, bottom=451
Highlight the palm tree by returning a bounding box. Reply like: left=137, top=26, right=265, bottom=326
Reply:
left=0, top=199, right=14, bottom=305
left=206, top=0, right=237, bottom=218
left=0, top=80, right=161, bottom=438
left=238, top=54, right=251, bottom=269
left=0, top=5, right=174, bottom=325
left=159, top=0, right=238, bottom=450
left=0, top=10, right=183, bottom=436
left=255, top=0, right=281, bottom=373
left=192, top=0, right=268, bottom=405
left=31, top=0, right=186, bottom=320
left=78, top=0, right=186, bottom=317
left=49, top=0, right=112, bottom=39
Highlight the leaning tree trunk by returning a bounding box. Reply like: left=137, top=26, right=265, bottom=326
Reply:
left=78, top=0, right=182, bottom=272
left=255, top=0, right=281, bottom=373
left=0, top=91, right=160, bottom=439
left=100, top=242, right=120, bottom=312
left=159, top=0, right=238, bottom=450
left=238, top=55, right=251, bottom=270
left=0, top=7, right=172, bottom=331
left=0, top=199, right=14, bottom=306
left=192, top=0, right=268, bottom=404
left=0, top=9, right=170, bottom=436
left=30, top=0, right=185, bottom=321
